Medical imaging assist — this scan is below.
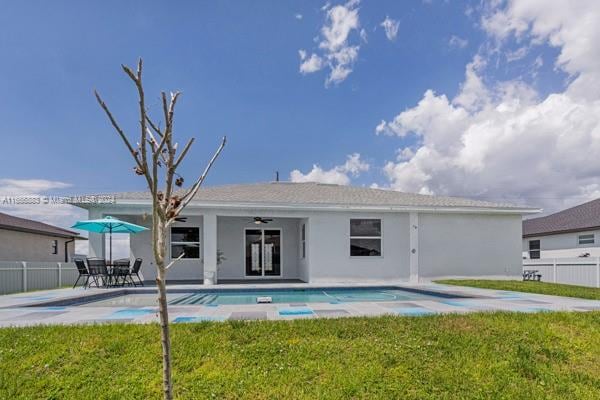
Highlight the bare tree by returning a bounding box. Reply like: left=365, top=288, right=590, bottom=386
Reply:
left=94, top=59, right=226, bottom=400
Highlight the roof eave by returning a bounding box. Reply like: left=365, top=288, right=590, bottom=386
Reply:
left=523, top=225, right=600, bottom=238
left=0, top=225, right=81, bottom=239
left=76, top=199, right=540, bottom=215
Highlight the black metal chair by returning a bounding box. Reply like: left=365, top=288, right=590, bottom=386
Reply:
left=130, top=258, right=144, bottom=286
left=73, top=259, right=90, bottom=289
left=111, top=259, right=131, bottom=287
left=86, top=258, right=111, bottom=287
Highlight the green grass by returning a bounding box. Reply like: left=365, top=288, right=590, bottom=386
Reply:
left=1, top=312, right=599, bottom=399
left=436, top=280, right=600, bottom=300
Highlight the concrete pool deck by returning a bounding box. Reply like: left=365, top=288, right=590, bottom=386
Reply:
left=0, top=282, right=599, bottom=327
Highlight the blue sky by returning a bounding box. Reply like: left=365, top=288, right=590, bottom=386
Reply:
left=2, top=0, right=600, bottom=231
left=0, top=1, right=488, bottom=191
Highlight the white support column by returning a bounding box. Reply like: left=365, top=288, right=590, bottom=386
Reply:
left=552, top=259, right=557, bottom=283
left=203, top=213, right=217, bottom=285
left=87, top=209, right=105, bottom=259
left=409, top=212, right=419, bottom=283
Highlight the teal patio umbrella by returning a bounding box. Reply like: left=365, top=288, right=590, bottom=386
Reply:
left=71, top=216, right=148, bottom=263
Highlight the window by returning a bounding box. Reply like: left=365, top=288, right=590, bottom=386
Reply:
left=578, top=233, right=595, bottom=245
left=170, top=227, right=200, bottom=259
left=51, top=240, right=58, bottom=255
left=350, top=219, right=382, bottom=257
left=528, top=240, right=540, bottom=259
left=301, top=224, right=306, bottom=259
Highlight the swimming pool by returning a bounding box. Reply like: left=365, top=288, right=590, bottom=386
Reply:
left=63, top=287, right=469, bottom=307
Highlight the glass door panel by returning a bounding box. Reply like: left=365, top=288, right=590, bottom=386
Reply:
left=263, top=230, right=281, bottom=276
left=244, top=228, right=281, bottom=277
left=245, top=229, right=262, bottom=276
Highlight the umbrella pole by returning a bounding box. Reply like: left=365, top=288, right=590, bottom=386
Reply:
left=109, top=226, right=113, bottom=264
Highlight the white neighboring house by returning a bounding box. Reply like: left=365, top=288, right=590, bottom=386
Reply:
left=73, top=182, right=537, bottom=284
left=523, top=198, right=600, bottom=259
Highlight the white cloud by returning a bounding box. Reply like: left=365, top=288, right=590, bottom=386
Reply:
left=376, top=0, right=600, bottom=213
left=506, top=46, right=528, bottom=62
left=299, top=50, right=325, bottom=74
left=449, top=35, right=468, bottom=49
left=295, top=14, right=303, bottom=20
left=290, top=153, right=369, bottom=185
left=0, top=178, right=87, bottom=239
left=298, top=0, right=362, bottom=86
left=380, top=16, right=399, bottom=41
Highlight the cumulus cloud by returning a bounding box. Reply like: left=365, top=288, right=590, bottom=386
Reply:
left=380, top=16, right=399, bottom=41
left=290, top=153, right=369, bottom=185
left=0, top=178, right=88, bottom=253
left=299, top=50, right=325, bottom=74
left=298, top=0, right=362, bottom=86
left=376, top=0, right=600, bottom=213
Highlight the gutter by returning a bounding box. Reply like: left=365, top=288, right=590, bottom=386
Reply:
left=74, top=200, right=541, bottom=215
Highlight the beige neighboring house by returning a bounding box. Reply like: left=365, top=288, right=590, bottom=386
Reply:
left=0, top=212, right=82, bottom=262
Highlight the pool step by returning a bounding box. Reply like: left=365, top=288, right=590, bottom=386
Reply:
left=169, top=293, right=218, bottom=305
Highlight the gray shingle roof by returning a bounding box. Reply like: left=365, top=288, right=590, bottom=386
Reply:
left=0, top=212, right=80, bottom=238
left=85, top=182, right=533, bottom=211
left=523, top=198, right=600, bottom=237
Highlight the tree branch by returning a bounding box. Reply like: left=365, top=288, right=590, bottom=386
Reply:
left=94, top=90, right=143, bottom=170
left=173, top=138, right=195, bottom=170
left=165, top=252, right=186, bottom=270
left=176, top=136, right=227, bottom=213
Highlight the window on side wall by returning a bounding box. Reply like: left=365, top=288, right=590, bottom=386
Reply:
left=350, top=219, right=382, bottom=257
left=51, top=240, right=58, bottom=255
left=301, top=224, right=306, bottom=259
left=578, top=233, right=595, bottom=245
left=528, top=240, right=540, bottom=259
left=170, top=227, right=200, bottom=259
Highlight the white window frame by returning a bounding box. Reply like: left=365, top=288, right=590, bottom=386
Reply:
left=578, top=233, right=595, bottom=246
left=301, top=223, right=306, bottom=259
left=170, top=227, right=201, bottom=260
left=349, top=219, right=383, bottom=257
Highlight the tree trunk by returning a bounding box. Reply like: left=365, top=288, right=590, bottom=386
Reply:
left=157, top=267, right=172, bottom=400
left=154, top=218, right=173, bottom=400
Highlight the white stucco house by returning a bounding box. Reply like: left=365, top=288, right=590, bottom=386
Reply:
left=523, top=198, right=600, bottom=259
left=76, top=182, right=537, bottom=284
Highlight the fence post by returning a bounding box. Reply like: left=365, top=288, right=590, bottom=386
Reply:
left=552, top=259, right=557, bottom=283
left=596, top=257, right=600, bottom=288
left=22, top=261, right=27, bottom=292
left=57, top=262, right=62, bottom=288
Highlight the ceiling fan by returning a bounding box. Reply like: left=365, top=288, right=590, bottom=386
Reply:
left=251, top=217, right=273, bottom=225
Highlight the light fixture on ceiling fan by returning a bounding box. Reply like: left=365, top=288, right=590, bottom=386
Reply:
left=251, top=217, right=273, bottom=225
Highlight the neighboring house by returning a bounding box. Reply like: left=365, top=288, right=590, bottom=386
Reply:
left=0, top=212, right=82, bottom=262
left=74, top=182, right=537, bottom=284
left=523, top=198, right=600, bottom=259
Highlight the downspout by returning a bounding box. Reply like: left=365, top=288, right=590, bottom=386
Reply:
left=64, top=237, right=75, bottom=262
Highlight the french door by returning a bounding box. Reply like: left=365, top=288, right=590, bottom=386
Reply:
left=245, top=228, right=281, bottom=277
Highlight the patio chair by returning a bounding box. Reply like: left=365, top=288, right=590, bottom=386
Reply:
left=130, top=258, right=144, bottom=286
left=111, top=259, right=131, bottom=287
left=73, top=259, right=90, bottom=289
left=86, top=258, right=111, bottom=287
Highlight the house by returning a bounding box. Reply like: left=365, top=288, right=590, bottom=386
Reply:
left=0, top=212, right=82, bottom=262
left=74, top=182, right=537, bottom=284
left=523, top=198, right=600, bottom=259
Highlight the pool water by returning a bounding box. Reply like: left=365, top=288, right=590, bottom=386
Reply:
left=81, top=288, right=456, bottom=307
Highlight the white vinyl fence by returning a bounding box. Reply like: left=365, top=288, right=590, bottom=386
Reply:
left=0, top=261, right=79, bottom=295
left=523, top=258, right=600, bottom=288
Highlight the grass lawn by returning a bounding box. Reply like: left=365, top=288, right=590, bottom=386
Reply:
left=436, top=280, right=600, bottom=300
left=1, top=312, right=599, bottom=399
